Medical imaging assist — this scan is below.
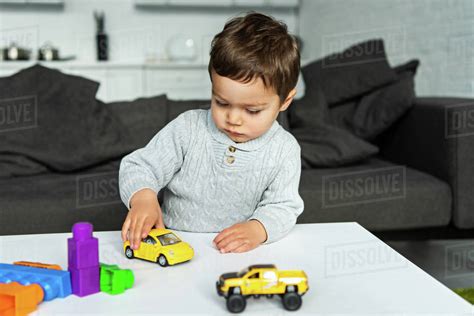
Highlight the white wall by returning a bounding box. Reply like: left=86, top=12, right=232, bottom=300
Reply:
left=0, top=0, right=298, bottom=64
left=299, top=0, right=474, bottom=98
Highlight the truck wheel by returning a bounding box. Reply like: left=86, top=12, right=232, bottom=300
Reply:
left=157, top=254, right=168, bottom=267
left=125, top=247, right=134, bottom=259
left=282, top=292, right=302, bottom=311
left=227, top=294, right=246, bottom=313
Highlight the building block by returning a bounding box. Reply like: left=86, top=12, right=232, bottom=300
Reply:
left=67, top=222, right=100, bottom=297
left=69, top=266, right=100, bottom=297
left=67, top=222, right=99, bottom=269
left=0, top=263, right=71, bottom=301
left=0, top=282, right=43, bottom=316
left=13, top=261, right=62, bottom=271
left=99, top=263, right=134, bottom=295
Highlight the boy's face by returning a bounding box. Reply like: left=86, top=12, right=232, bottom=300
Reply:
left=210, top=71, right=296, bottom=143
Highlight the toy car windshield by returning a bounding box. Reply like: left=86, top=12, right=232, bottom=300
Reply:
left=237, top=267, right=249, bottom=277
left=157, top=233, right=181, bottom=246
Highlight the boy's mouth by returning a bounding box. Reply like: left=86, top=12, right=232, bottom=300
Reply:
left=224, top=129, right=244, bottom=136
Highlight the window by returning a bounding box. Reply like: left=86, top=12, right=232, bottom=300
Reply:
left=157, top=233, right=181, bottom=246
left=263, top=271, right=277, bottom=280
left=143, top=236, right=157, bottom=245
left=248, top=272, right=260, bottom=279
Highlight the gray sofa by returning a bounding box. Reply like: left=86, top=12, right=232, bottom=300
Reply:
left=0, top=96, right=472, bottom=236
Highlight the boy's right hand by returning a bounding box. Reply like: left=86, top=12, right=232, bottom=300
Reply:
left=121, top=188, right=164, bottom=250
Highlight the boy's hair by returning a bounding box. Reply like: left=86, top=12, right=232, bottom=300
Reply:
left=209, top=12, right=300, bottom=103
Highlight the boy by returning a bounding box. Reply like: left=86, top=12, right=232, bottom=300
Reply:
left=119, top=12, right=303, bottom=254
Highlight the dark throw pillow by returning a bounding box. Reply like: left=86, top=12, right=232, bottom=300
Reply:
left=106, top=94, right=168, bottom=150
left=351, top=59, right=419, bottom=140
left=292, top=125, right=379, bottom=168
left=288, top=86, right=330, bottom=129
left=302, top=39, right=398, bottom=105
left=289, top=85, right=379, bottom=167
left=0, top=64, right=129, bottom=176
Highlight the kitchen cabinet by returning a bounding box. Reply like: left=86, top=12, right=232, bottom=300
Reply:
left=0, top=62, right=211, bottom=101
left=144, top=67, right=211, bottom=99
left=0, top=60, right=305, bottom=101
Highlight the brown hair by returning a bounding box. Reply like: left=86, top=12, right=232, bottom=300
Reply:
left=209, top=12, right=300, bottom=103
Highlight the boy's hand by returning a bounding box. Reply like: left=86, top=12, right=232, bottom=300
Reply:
left=213, top=220, right=267, bottom=253
left=121, top=188, right=164, bottom=250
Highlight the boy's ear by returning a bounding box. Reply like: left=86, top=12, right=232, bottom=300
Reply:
left=279, top=88, right=297, bottom=112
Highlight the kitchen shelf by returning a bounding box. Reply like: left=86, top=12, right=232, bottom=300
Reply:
left=134, top=0, right=299, bottom=9
left=0, top=0, right=63, bottom=5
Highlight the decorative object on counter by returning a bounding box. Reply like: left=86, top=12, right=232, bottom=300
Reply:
left=38, top=42, right=59, bottom=61
left=1, top=42, right=31, bottom=61
left=166, top=35, right=196, bottom=62
left=38, top=42, right=76, bottom=61
left=94, top=10, right=108, bottom=61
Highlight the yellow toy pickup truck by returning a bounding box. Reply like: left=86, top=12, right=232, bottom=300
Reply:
left=216, top=264, right=309, bottom=313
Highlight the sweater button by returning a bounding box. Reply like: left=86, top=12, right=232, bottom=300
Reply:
left=226, top=156, right=235, bottom=164
left=228, top=146, right=236, bottom=153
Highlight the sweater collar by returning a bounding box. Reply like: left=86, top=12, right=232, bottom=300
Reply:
left=206, top=109, right=280, bottom=152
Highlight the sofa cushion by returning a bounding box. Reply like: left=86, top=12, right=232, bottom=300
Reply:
left=329, top=59, right=419, bottom=141
left=351, top=71, right=416, bottom=140
left=0, top=159, right=127, bottom=235
left=288, top=83, right=379, bottom=168
left=106, top=94, right=168, bottom=150
left=292, top=124, right=379, bottom=168
left=302, top=39, right=397, bottom=105
left=0, top=65, right=130, bottom=177
left=297, top=157, right=452, bottom=230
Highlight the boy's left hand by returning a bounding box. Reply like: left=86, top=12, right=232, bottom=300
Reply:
left=213, top=220, right=267, bottom=253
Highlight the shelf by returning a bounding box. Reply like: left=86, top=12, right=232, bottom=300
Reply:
left=134, top=0, right=299, bottom=9
left=0, top=0, right=63, bottom=4
left=0, top=60, right=209, bottom=69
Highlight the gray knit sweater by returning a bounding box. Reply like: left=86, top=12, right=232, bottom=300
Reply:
left=119, top=108, right=304, bottom=243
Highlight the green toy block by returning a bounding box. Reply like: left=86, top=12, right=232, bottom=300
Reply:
left=453, top=287, right=474, bottom=304
left=99, top=263, right=134, bottom=295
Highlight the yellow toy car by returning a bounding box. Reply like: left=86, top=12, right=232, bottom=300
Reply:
left=123, top=228, right=194, bottom=267
left=216, top=264, right=309, bottom=313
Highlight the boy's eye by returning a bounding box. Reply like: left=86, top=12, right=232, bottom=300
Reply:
left=216, top=100, right=228, bottom=106
left=247, top=110, right=261, bottom=115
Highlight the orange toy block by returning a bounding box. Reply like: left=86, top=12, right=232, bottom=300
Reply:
left=13, top=261, right=62, bottom=271
left=0, top=282, right=44, bottom=316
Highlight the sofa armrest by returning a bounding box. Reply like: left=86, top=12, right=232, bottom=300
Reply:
left=380, top=97, right=474, bottom=229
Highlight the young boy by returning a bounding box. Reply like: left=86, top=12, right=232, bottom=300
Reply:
left=119, top=12, right=304, bottom=254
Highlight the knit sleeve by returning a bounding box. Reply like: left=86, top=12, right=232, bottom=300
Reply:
left=249, top=141, right=304, bottom=244
left=119, top=110, right=193, bottom=209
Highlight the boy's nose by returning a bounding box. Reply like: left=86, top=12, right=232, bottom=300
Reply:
left=226, top=109, right=242, bottom=126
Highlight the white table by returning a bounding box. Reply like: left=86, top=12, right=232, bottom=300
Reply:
left=0, top=223, right=471, bottom=315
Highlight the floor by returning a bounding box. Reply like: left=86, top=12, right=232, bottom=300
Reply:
left=386, top=240, right=474, bottom=290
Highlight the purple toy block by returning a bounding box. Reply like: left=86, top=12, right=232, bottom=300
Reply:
left=67, top=222, right=100, bottom=297
left=67, top=222, right=99, bottom=270
left=69, top=266, right=100, bottom=297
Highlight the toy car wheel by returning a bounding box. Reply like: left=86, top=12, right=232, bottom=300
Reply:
left=226, top=294, right=246, bottom=313
left=282, top=292, right=302, bottom=311
left=125, top=247, right=134, bottom=259
left=157, top=254, right=168, bottom=267
left=266, top=294, right=273, bottom=299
